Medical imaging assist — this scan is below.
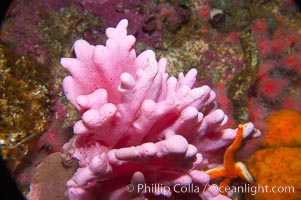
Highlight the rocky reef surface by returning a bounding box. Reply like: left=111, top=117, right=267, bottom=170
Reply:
left=0, top=0, right=301, bottom=199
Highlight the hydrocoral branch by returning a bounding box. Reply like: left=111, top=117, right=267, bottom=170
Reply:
left=66, top=135, right=208, bottom=199
left=60, top=19, right=257, bottom=200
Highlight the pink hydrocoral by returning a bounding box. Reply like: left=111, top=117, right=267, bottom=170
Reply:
left=61, top=19, right=256, bottom=200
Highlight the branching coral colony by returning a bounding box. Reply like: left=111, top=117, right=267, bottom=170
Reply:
left=60, top=19, right=259, bottom=200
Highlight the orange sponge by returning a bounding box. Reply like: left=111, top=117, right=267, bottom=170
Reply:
left=263, top=109, right=301, bottom=147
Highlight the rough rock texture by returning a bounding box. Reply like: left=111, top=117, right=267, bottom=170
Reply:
left=28, top=152, right=78, bottom=200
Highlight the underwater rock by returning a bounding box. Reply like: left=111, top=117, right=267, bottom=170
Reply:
left=0, top=42, right=52, bottom=172
left=28, top=152, right=78, bottom=200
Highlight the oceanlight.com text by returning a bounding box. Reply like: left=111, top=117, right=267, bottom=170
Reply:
left=210, top=183, right=295, bottom=196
